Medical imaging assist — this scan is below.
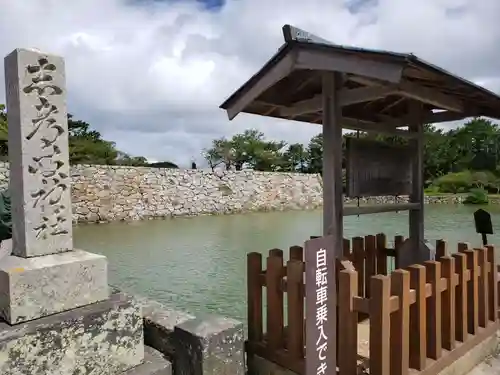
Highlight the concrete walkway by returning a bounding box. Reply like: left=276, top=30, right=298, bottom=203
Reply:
left=356, top=320, right=500, bottom=375
left=467, top=355, right=500, bottom=375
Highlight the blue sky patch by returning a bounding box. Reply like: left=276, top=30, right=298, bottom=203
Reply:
left=131, top=0, right=225, bottom=10
left=345, top=0, right=377, bottom=14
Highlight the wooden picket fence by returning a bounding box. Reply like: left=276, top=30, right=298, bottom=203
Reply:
left=246, top=234, right=500, bottom=375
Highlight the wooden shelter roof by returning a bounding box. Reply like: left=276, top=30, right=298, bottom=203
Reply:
left=220, top=25, right=500, bottom=134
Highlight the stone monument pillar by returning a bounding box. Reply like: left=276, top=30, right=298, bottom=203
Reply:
left=0, top=48, right=145, bottom=375
left=0, top=48, right=109, bottom=324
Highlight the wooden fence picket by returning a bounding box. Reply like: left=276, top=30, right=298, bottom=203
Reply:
left=370, top=275, right=391, bottom=375
left=441, top=256, right=456, bottom=350
left=266, top=250, right=284, bottom=350
left=338, top=270, right=358, bottom=375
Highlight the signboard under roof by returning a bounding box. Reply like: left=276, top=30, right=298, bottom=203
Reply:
left=346, top=137, right=413, bottom=198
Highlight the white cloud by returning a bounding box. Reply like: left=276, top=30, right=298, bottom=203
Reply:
left=1, top=0, right=500, bottom=166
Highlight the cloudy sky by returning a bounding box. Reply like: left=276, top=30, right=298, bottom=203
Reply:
left=1, top=0, right=500, bottom=166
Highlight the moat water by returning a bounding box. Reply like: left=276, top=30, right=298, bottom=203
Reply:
left=73, top=205, right=500, bottom=321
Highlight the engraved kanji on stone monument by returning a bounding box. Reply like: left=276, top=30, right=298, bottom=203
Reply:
left=5, top=49, right=72, bottom=257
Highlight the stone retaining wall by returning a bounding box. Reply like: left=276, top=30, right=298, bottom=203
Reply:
left=0, top=162, right=486, bottom=223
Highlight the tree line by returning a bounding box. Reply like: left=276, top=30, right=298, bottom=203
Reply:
left=203, top=118, right=500, bottom=194
left=4, top=99, right=500, bottom=194
left=0, top=104, right=180, bottom=168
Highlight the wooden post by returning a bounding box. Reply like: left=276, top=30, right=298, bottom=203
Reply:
left=477, top=248, right=489, bottom=328
left=338, top=270, right=358, bottom=375
left=465, top=250, right=479, bottom=334
left=343, top=238, right=351, bottom=258
left=425, top=261, right=442, bottom=360
left=365, top=235, right=377, bottom=296
left=453, top=252, right=468, bottom=342
left=436, top=240, right=448, bottom=259
left=319, top=71, right=343, bottom=375
left=370, top=275, right=391, bottom=375
left=266, top=251, right=284, bottom=350
left=322, top=71, right=343, bottom=253
left=408, top=265, right=427, bottom=370
left=287, top=259, right=305, bottom=358
left=486, top=245, right=498, bottom=322
left=394, top=235, right=405, bottom=269
left=353, top=237, right=365, bottom=297
left=441, top=256, right=456, bottom=350
left=289, top=245, right=303, bottom=261
left=408, top=101, right=424, bottom=259
left=376, top=233, right=388, bottom=275
left=247, top=252, right=263, bottom=342
left=390, top=270, right=410, bottom=375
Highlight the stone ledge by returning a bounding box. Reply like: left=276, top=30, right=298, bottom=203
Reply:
left=173, top=315, right=245, bottom=375
left=132, top=293, right=194, bottom=359
left=117, top=289, right=245, bottom=375
left=0, top=250, right=109, bottom=324
left=121, top=346, right=172, bottom=375
left=0, top=291, right=144, bottom=375
left=437, top=329, right=500, bottom=375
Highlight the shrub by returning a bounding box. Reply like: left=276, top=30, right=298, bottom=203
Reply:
left=470, top=170, right=496, bottom=189
left=463, top=188, right=489, bottom=205
left=424, top=185, right=441, bottom=195
left=434, top=171, right=473, bottom=194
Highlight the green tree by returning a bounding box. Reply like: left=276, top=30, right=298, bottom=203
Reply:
left=421, top=124, right=449, bottom=182
left=448, top=118, right=500, bottom=172
left=66, top=114, right=119, bottom=164
left=204, top=116, right=500, bottom=190
left=203, top=129, right=286, bottom=171
left=0, top=105, right=7, bottom=158
left=282, top=143, right=307, bottom=172
left=203, top=137, right=235, bottom=171
left=115, top=151, right=148, bottom=166
left=149, top=161, right=179, bottom=168
left=0, top=104, right=147, bottom=166
left=306, top=133, right=323, bottom=174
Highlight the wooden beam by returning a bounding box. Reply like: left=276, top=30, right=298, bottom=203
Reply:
left=349, top=74, right=387, bottom=87
left=424, top=110, right=473, bottom=124
left=381, top=97, right=406, bottom=113
left=340, top=118, right=418, bottom=138
left=296, top=49, right=404, bottom=84
left=253, top=100, right=417, bottom=137
left=343, top=203, right=420, bottom=216
left=280, top=85, right=398, bottom=117
left=225, top=52, right=297, bottom=120
left=280, top=95, right=321, bottom=117
left=351, top=77, right=466, bottom=114
left=398, top=81, right=464, bottom=112
left=350, top=74, right=466, bottom=114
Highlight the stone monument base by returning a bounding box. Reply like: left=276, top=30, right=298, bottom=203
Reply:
left=0, top=291, right=144, bottom=375
left=0, top=250, right=109, bottom=324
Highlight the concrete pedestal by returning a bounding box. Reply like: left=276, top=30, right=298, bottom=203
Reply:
left=0, top=291, right=144, bottom=375
left=0, top=250, right=109, bottom=324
